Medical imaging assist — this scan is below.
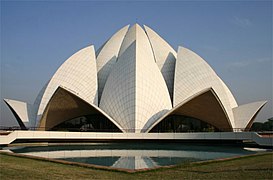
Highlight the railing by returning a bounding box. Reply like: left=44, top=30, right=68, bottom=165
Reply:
left=0, top=126, right=271, bottom=133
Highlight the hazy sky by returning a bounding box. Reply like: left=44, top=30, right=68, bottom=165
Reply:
left=1, top=0, right=272, bottom=127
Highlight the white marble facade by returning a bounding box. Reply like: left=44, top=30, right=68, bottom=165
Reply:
left=4, top=24, right=266, bottom=132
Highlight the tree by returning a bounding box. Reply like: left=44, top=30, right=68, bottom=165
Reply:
left=250, top=118, right=273, bottom=131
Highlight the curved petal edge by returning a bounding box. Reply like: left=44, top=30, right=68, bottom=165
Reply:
left=146, top=88, right=232, bottom=132
left=36, top=45, right=98, bottom=127
left=38, top=86, right=125, bottom=132
left=233, top=101, right=267, bottom=131
left=96, top=25, right=129, bottom=102
left=4, top=99, right=34, bottom=129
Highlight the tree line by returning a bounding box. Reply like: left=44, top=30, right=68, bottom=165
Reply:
left=250, top=118, right=273, bottom=131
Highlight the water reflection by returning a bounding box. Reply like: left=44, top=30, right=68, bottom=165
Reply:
left=3, top=143, right=258, bottom=170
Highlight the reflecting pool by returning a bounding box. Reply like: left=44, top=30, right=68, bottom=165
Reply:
left=2, top=143, right=268, bottom=170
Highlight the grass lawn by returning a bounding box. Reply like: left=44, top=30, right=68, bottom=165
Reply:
left=0, top=152, right=272, bottom=179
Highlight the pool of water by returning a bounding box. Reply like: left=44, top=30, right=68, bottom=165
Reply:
left=1, top=143, right=269, bottom=170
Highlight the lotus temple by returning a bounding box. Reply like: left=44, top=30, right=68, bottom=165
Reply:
left=3, top=24, right=267, bottom=136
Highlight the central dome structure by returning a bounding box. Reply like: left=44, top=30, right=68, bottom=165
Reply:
left=4, top=24, right=266, bottom=133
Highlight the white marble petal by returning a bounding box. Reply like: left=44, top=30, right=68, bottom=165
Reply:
left=35, top=46, right=98, bottom=127
left=100, top=24, right=172, bottom=132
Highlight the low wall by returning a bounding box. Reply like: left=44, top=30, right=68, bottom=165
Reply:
left=0, top=131, right=272, bottom=146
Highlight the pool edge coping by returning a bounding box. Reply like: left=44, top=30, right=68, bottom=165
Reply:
left=0, top=150, right=272, bottom=173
